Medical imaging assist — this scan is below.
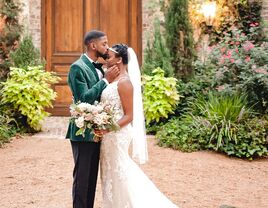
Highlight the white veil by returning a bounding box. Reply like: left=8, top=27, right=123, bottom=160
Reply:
left=128, top=48, right=148, bottom=164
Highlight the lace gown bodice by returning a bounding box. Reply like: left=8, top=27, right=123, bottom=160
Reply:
left=100, top=81, right=178, bottom=208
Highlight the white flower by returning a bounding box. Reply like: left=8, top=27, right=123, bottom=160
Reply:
left=77, top=103, right=91, bottom=112
left=84, top=113, right=93, bottom=121
left=70, top=108, right=79, bottom=117
left=70, top=101, right=119, bottom=136
left=86, top=105, right=96, bottom=112
left=75, top=116, right=85, bottom=128
left=95, top=105, right=104, bottom=113
left=93, top=112, right=109, bottom=126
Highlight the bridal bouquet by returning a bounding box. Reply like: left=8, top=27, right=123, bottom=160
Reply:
left=70, top=101, right=120, bottom=142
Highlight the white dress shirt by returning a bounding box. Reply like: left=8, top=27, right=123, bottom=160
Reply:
left=84, top=53, right=109, bottom=85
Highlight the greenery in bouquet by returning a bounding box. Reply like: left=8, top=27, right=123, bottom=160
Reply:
left=70, top=101, right=120, bottom=140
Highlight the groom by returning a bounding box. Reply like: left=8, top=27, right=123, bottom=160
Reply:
left=66, top=30, right=120, bottom=208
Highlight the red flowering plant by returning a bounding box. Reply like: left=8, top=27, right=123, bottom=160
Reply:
left=207, top=26, right=268, bottom=113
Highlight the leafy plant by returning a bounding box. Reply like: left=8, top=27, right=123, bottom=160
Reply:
left=10, top=35, right=43, bottom=68
left=165, top=0, right=196, bottom=78
left=238, top=0, right=265, bottom=43
left=156, top=116, right=203, bottom=152
left=0, top=0, right=23, bottom=81
left=175, top=59, right=215, bottom=115
left=0, top=113, right=17, bottom=147
left=207, top=27, right=268, bottom=113
left=190, top=93, right=267, bottom=159
left=142, top=67, right=181, bottom=124
left=1, top=66, right=60, bottom=131
left=156, top=93, right=268, bottom=159
left=142, top=19, right=174, bottom=77
left=223, top=117, right=268, bottom=159
left=190, top=93, right=252, bottom=150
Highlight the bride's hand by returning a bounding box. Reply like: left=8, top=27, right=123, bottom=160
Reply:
left=94, top=129, right=110, bottom=137
left=104, top=65, right=120, bottom=83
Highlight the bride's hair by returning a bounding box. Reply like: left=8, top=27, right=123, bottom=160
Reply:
left=111, top=44, right=129, bottom=65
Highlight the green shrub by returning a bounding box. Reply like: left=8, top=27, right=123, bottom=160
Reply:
left=238, top=0, right=265, bottom=43
left=0, top=0, right=23, bottom=81
left=156, top=116, right=203, bottom=152
left=190, top=93, right=252, bottom=150
left=0, top=113, right=17, bottom=147
left=142, top=19, right=174, bottom=77
left=143, top=67, right=181, bottom=125
left=207, top=27, right=268, bottom=114
left=222, top=117, right=268, bottom=159
left=1, top=66, right=60, bottom=131
left=0, top=99, right=20, bottom=146
left=175, top=60, right=215, bottom=115
left=156, top=93, right=268, bottom=159
left=165, top=0, right=195, bottom=78
left=10, top=35, right=43, bottom=68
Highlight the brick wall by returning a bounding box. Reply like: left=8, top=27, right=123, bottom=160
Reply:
left=20, top=0, right=154, bottom=54
left=142, top=0, right=165, bottom=56
left=262, top=0, right=268, bottom=33
left=19, top=0, right=41, bottom=50
left=18, top=0, right=268, bottom=55
left=19, top=0, right=163, bottom=57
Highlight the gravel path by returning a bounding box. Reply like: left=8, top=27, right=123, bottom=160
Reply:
left=0, top=136, right=267, bottom=208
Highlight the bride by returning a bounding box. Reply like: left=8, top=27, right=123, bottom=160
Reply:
left=98, top=44, right=179, bottom=208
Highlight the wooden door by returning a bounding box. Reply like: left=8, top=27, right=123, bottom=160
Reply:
left=41, top=0, right=142, bottom=116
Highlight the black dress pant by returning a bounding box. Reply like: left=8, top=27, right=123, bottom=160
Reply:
left=71, top=141, right=100, bottom=208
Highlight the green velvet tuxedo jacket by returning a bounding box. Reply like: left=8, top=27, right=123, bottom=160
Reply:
left=66, top=54, right=107, bottom=142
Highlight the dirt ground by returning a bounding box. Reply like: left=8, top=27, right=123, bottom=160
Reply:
left=0, top=136, right=267, bottom=208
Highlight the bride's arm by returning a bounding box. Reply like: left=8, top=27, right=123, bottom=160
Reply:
left=117, top=78, right=133, bottom=128
left=94, top=78, right=133, bottom=136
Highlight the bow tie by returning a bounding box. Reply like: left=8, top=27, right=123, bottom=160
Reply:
left=92, top=62, right=103, bottom=70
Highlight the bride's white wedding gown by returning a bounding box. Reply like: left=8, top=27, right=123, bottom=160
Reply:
left=100, top=80, right=178, bottom=208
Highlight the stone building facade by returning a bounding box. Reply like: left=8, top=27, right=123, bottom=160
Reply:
left=19, top=0, right=162, bottom=54
left=19, top=0, right=41, bottom=49
left=262, top=0, right=268, bottom=32
left=20, top=0, right=268, bottom=55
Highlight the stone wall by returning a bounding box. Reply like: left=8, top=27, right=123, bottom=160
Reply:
left=20, top=0, right=153, bottom=54
left=262, top=0, right=268, bottom=32
left=19, top=0, right=162, bottom=56
left=142, top=0, right=165, bottom=56
left=19, top=0, right=41, bottom=50
left=18, top=0, right=268, bottom=55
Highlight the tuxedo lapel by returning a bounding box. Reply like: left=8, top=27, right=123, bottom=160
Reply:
left=80, top=54, right=100, bottom=81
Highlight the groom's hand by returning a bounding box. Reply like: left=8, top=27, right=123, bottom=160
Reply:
left=104, top=65, right=120, bottom=83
